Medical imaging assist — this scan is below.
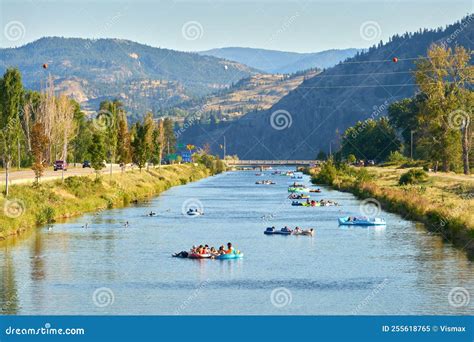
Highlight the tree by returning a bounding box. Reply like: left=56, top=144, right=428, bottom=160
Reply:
left=316, top=150, right=327, bottom=161
left=163, top=118, right=176, bottom=156
left=99, top=99, right=124, bottom=164
left=131, top=118, right=153, bottom=171
left=387, top=95, right=425, bottom=158
left=347, top=154, right=357, bottom=164
left=30, top=122, right=49, bottom=183
left=340, top=117, right=400, bottom=161
left=71, top=105, right=93, bottom=165
left=55, top=95, right=76, bottom=163
left=88, top=132, right=106, bottom=178
left=0, top=68, right=24, bottom=195
left=116, top=110, right=131, bottom=167
left=151, top=119, right=164, bottom=165
left=143, top=113, right=154, bottom=169
left=415, top=44, right=473, bottom=173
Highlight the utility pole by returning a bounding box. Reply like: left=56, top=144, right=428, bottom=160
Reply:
left=223, top=136, right=226, bottom=159
left=329, top=142, right=332, bottom=157
left=410, top=130, right=415, bottom=159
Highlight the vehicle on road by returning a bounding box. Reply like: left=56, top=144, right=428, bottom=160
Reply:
left=82, top=160, right=91, bottom=168
left=53, top=160, right=68, bottom=171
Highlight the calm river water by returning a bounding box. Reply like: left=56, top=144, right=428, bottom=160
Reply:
left=1, top=169, right=473, bottom=315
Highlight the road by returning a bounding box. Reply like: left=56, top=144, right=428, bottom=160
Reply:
left=0, top=164, right=163, bottom=186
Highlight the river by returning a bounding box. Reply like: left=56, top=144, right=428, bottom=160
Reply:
left=1, top=169, right=473, bottom=315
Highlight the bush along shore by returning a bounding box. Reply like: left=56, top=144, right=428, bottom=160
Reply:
left=0, top=163, right=215, bottom=240
left=303, top=161, right=474, bottom=258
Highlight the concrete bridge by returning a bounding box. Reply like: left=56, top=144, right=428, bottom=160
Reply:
left=226, top=160, right=319, bottom=166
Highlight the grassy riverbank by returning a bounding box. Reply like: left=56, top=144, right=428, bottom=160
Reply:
left=305, top=163, right=474, bottom=257
left=0, top=164, right=212, bottom=240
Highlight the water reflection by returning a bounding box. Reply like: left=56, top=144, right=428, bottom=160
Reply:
left=1, top=252, right=18, bottom=314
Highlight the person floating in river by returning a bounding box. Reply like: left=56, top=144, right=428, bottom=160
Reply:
left=218, top=245, right=226, bottom=255
left=226, top=242, right=234, bottom=254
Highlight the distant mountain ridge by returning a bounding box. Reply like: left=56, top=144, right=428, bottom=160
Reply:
left=181, top=15, right=474, bottom=159
left=0, top=37, right=258, bottom=119
left=199, top=47, right=362, bottom=73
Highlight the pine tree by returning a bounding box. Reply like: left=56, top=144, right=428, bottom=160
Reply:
left=0, top=68, right=24, bottom=195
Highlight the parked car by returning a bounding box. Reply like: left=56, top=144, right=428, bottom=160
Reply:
left=365, top=160, right=376, bottom=166
left=53, top=160, right=68, bottom=171
left=82, top=160, right=91, bottom=168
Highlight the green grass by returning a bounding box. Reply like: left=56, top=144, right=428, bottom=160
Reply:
left=0, top=164, right=211, bottom=240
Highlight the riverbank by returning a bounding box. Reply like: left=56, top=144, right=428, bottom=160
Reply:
left=305, top=164, right=474, bottom=257
left=0, top=164, right=212, bottom=240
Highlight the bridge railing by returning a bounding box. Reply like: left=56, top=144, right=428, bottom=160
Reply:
left=226, top=160, right=319, bottom=165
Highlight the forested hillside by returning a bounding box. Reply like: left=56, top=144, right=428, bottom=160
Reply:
left=181, top=16, right=474, bottom=159
left=0, top=37, right=257, bottom=120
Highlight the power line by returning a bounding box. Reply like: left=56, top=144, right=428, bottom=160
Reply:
left=296, top=82, right=455, bottom=89
left=309, top=67, right=470, bottom=79
left=340, top=57, right=423, bottom=65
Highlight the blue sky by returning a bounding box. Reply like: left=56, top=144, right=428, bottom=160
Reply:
left=1, top=0, right=472, bottom=52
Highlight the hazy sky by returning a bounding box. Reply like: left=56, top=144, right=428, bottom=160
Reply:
left=1, top=0, right=472, bottom=52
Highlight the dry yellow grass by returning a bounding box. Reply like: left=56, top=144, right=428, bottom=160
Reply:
left=0, top=164, right=211, bottom=240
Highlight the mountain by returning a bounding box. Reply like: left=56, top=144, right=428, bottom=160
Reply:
left=172, top=69, right=318, bottom=122
left=180, top=15, right=474, bottom=159
left=199, top=47, right=361, bottom=73
left=0, top=37, right=258, bottom=119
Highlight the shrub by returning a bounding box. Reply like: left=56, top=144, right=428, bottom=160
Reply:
left=399, top=169, right=428, bottom=185
left=313, top=160, right=337, bottom=185
left=387, top=151, right=408, bottom=164
left=36, top=206, right=56, bottom=225
left=347, top=154, right=357, bottom=164
left=355, top=168, right=374, bottom=183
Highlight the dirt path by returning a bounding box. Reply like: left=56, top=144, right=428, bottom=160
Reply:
left=370, top=167, right=474, bottom=183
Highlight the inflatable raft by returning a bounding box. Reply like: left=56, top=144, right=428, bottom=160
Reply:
left=216, top=252, right=244, bottom=260
left=338, top=217, right=386, bottom=226
left=187, top=211, right=202, bottom=216
left=264, top=227, right=292, bottom=235
left=188, top=253, right=211, bottom=259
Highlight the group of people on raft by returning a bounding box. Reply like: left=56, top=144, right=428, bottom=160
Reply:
left=173, top=242, right=236, bottom=258
left=256, top=180, right=276, bottom=185
left=266, top=226, right=315, bottom=236
left=292, top=199, right=339, bottom=207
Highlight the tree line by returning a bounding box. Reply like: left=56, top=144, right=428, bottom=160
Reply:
left=336, top=44, right=473, bottom=174
left=0, top=68, right=178, bottom=195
